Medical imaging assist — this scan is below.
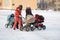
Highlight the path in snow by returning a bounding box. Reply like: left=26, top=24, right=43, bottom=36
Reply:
left=0, top=10, right=60, bottom=40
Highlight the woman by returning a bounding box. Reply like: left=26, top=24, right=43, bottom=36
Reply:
left=13, top=5, right=23, bottom=30
left=25, top=7, right=35, bottom=23
left=24, top=7, right=35, bottom=31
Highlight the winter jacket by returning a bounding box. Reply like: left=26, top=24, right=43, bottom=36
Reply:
left=14, top=8, right=21, bottom=18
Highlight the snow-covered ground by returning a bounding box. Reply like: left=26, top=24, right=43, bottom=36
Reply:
left=0, top=10, right=60, bottom=40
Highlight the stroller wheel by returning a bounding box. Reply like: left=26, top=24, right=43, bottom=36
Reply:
left=26, top=28, right=29, bottom=31
left=22, top=25, right=30, bottom=31
left=20, top=27, right=23, bottom=31
left=42, top=25, right=46, bottom=30
left=31, top=27, right=35, bottom=31
left=10, top=25, right=13, bottom=28
left=31, top=25, right=36, bottom=31
left=5, top=24, right=8, bottom=28
left=25, top=26, right=30, bottom=31
left=22, top=26, right=26, bottom=30
left=26, top=25, right=31, bottom=31
left=37, top=26, right=42, bottom=30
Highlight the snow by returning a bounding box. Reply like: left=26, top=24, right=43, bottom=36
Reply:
left=0, top=10, right=60, bottom=40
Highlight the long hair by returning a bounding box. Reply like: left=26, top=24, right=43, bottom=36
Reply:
left=16, top=5, right=23, bottom=11
left=26, top=7, right=33, bottom=16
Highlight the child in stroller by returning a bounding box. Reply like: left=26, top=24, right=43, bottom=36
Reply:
left=5, top=14, right=18, bottom=29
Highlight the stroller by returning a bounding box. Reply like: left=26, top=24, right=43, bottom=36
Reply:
left=22, top=14, right=46, bottom=31
left=31, top=14, right=46, bottom=30
left=5, top=14, right=18, bottom=28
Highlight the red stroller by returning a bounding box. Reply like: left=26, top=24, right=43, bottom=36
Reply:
left=30, top=14, right=46, bottom=31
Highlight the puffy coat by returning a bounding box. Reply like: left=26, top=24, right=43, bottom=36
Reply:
left=14, top=9, right=21, bottom=17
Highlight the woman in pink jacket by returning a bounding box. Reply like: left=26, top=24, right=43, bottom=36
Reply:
left=13, top=5, right=23, bottom=30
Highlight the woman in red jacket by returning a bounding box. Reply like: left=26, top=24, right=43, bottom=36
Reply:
left=13, top=5, right=23, bottom=30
